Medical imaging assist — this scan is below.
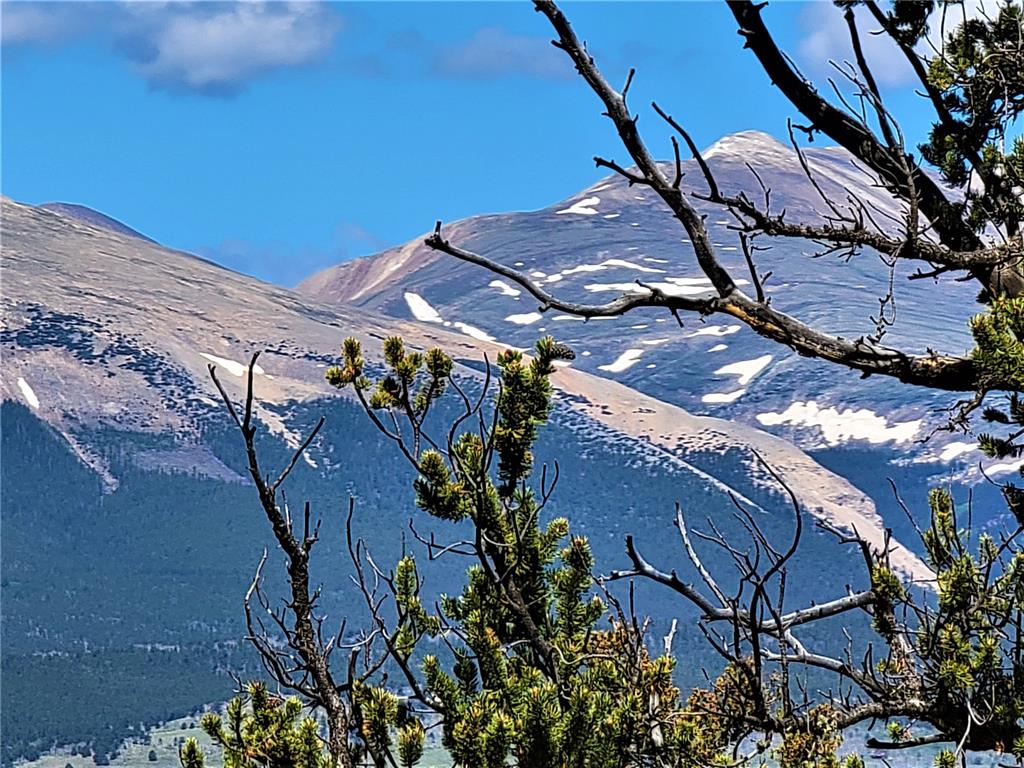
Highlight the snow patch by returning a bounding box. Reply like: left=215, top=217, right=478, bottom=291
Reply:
left=584, top=281, right=715, bottom=298
left=987, top=457, right=1024, bottom=476
left=702, top=389, right=746, bottom=404
left=939, top=441, right=977, bottom=461
left=557, top=259, right=665, bottom=279
left=601, top=258, right=664, bottom=273
left=556, top=196, right=601, bottom=216
left=16, top=377, right=39, bottom=409
left=404, top=292, right=443, bottom=323
left=603, top=213, right=621, bottom=219
left=200, top=353, right=266, bottom=378
left=584, top=276, right=749, bottom=298
left=714, top=355, right=772, bottom=386
left=703, top=131, right=791, bottom=163
left=506, top=312, right=543, bottom=325
left=708, top=344, right=728, bottom=352
left=489, top=279, right=521, bottom=297
left=598, top=349, right=644, bottom=373
left=562, top=264, right=608, bottom=276
left=669, top=277, right=714, bottom=286
left=688, top=324, right=741, bottom=338
left=756, top=401, right=922, bottom=446
left=454, top=322, right=494, bottom=342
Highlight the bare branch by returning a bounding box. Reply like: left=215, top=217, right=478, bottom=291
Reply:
left=426, top=222, right=980, bottom=391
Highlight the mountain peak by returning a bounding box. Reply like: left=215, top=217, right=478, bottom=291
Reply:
left=39, top=202, right=157, bottom=244
left=702, top=130, right=792, bottom=161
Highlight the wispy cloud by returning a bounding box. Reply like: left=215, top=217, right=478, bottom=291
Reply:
left=796, top=3, right=911, bottom=87
left=796, top=0, right=1002, bottom=88
left=431, top=27, right=572, bottom=81
left=198, top=218, right=389, bottom=285
left=1, top=2, right=101, bottom=45
left=198, top=237, right=343, bottom=286
left=4, top=5, right=577, bottom=89
left=2, top=2, right=341, bottom=96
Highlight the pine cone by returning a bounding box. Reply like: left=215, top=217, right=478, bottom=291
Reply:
left=550, top=341, right=576, bottom=361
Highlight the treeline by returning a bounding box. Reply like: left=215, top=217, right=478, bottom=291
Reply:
left=0, top=384, right=885, bottom=764
left=0, top=643, right=253, bottom=767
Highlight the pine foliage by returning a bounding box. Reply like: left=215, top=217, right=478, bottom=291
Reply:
left=194, top=328, right=1024, bottom=767
left=326, top=337, right=711, bottom=767
left=179, top=683, right=328, bottom=768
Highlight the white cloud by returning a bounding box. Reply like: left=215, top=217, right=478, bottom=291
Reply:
left=1, top=2, right=92, bottom=45
left=130, top=3, right=340, bottom=94
left=797, top=3, right=912, bottom=86
left=2, top=2, right=341, bottom=95
left=432, top=27, right=573, bottom=81
left=796, top=0, right=1001, bottom=87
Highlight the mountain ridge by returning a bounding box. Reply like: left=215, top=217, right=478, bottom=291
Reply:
left=294, top=133, right=990, bottom=478
left=37, top=201, right=158, bottom=244
left=0, top=195, right=935, bottom=579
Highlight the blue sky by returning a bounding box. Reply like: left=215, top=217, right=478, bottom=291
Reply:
left=3, top=1, right=944, bottom=285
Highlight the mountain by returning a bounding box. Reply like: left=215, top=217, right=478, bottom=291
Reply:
left=38, top=202, right=158, bottom=244
left=0, top=193, right=951, bottom=763
left=298, top=131, right=991, bottom=469
left=1, top=193, right=942, bottom=565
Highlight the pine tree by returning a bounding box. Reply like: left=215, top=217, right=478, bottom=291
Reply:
left=325, top=337, right=705, bottom=766
left=201, top=324, right=1024, bottom=765
left=179, top=683, right=329, bottom=768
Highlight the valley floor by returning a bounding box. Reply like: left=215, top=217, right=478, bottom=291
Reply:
left=15, top=716, right=1005, bottom=768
